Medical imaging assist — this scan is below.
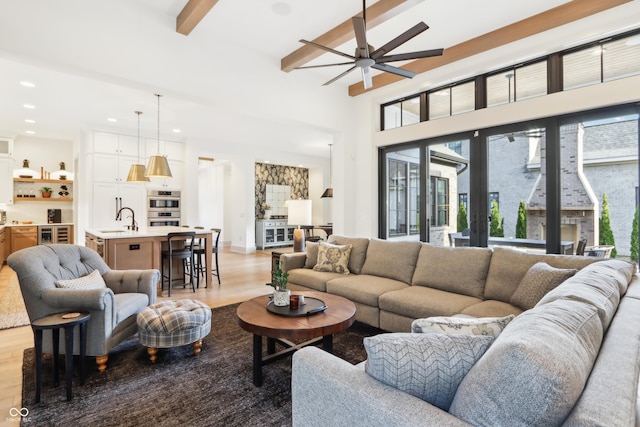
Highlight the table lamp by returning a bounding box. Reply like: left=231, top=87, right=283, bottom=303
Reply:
left=287, top=200, right=312, bottom=252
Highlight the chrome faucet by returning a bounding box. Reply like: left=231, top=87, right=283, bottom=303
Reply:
left=115, top=207, right=138, bottom=231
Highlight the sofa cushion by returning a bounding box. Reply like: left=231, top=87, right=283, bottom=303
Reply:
left=459, top=300, right=523, bottom=318
left=55, top=269, right=107, bottom=290
left=379, top=286, right=481, bottom=319
left=364, top=333, right=494, bottom=410
left=411, top=314, right=515, bottom=337
left=361, top=240, right=422, bottom=284
left=313, top=242, right=352, bottom=274
left=115, top=292, right=149, bottom=324
left=326, top=275, right=408, bottom=307
left=304, top=242, right=319, bottom=269
left=412, top=245, right=492, bottom=299
left=328, top=235, right=370, bottom=274
left=450, top=298, right=603, bottom=427
left=484, top=247, right=599, bottom=303
left=510, top=262, right=577, bottom=310
left=288, top=269, right=345, bottom=292
left=537, top=259, right=634, bottom=331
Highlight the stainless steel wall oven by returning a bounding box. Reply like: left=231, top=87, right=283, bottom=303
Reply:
left=147, top=190, right=181, bottom=227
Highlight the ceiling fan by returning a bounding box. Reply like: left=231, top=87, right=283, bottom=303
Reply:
left=295, top=0, right=444, bottom=90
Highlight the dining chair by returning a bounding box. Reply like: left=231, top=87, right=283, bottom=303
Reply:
left=161, top=232, right=196, bottom=297
left=576, top=239, right=587, bottom=255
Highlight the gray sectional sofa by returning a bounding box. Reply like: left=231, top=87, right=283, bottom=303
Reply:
left=282, top=236, right=639, bottom=426
left=281, top=236, right=600, bottom=331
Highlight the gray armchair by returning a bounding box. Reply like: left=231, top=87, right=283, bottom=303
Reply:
left=7, top=244, right=159, bottom=372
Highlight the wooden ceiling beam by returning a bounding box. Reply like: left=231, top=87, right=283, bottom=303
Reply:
left=177, top=0, right=220, bottom=36
left=281, top=0, right=423, bottom=72
left=349, top=0, right=633, bottom=96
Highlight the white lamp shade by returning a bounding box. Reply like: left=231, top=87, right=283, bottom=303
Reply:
left=287, top=200, right=312, bottom=226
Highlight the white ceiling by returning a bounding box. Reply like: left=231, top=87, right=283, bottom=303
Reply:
left=0, top=0, right=639, bottom=159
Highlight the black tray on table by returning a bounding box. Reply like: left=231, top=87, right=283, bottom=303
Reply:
left=266, top=296, right=327, bottom=317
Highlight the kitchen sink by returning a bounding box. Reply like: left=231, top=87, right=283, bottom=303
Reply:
left=98, top=230, right=128, bottom=234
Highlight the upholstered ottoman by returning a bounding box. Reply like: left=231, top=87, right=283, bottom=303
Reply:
left=137, top=299, right=212, bottom=363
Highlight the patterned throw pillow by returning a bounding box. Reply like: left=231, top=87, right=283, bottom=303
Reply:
left=411, top=315, right=515, bottom=337
left=312, top=242, right=352, bottom=274
left=55, top=269, right=107, bottom=290
left=510, top=262, right=577, bottom=310
left=364, top=333, right=494, bottom=410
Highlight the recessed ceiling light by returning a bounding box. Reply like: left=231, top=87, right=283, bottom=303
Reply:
left=172, top=128, right=181, bottom=133
left=107, top=118, right=117, bottom=123
left=24, top=119, right=36, bottom=124
left=271, top=2, right=291, bottom=16
left=23, top=104, right=35, bottom=109
left=20, top=81, right=35, bottom=88
left=25, top=130, right=35, bottom=134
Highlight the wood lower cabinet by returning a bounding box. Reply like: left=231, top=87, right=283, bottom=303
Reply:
left=10, top=226, right=38, bottom=253
left=0, top=227, right=6, bottom=265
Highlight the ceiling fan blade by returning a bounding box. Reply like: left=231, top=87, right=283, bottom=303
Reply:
left=361, top=66, right=373, bottom=90
left=322, top=66, right=358, bottom=86
left=370, top=22, right=429, bottom=59
left=295, top=62, right=356, bottom=70
left=372, top=63, right=416, bottom=79
left=375, top=48, right=444, bottom=63
left=352, top=16, right=369, bottom=58
left=299, top=39, right=355, bottom=61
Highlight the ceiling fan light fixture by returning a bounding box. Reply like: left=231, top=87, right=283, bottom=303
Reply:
left=145, top=94, right=173, bottom=179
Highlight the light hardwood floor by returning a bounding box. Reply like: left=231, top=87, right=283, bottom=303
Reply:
left=0, top=247, right=281, bottom=426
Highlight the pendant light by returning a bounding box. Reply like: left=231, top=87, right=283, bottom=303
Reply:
left=127, top=111, right=150, bottom=182
left=321, top=143, right=333, bottom=198
left=145, top=93, right=172, bottom=178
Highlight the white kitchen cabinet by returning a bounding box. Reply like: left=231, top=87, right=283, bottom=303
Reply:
left=0, top=158, right=14, bottom=204
left=92, top=182, right=146, bottom=230
left=93, top=131, right=140, bottom=157
left=145, top=138, right=182, bottom=161
left=92, top=153, right=139, bottom=183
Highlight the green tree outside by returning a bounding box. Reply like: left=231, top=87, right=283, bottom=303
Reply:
left=516, top=200, right=527, bottom=239
left=631, top=206, right=638, bottom=263
left=457, top=201, right=468, bottom=232
left=599, top=193, right=617, bottom=258
left=490, top=199, right=505, bottom=237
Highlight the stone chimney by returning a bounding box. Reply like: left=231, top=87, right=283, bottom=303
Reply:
left=526, top=123, right=599, bottom=245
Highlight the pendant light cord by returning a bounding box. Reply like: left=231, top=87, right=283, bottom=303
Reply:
left=155, top=93, right=162, bottom=154
left=329, top=143, right=333, bottom=186
left=135, top=111, right=142, bottom=162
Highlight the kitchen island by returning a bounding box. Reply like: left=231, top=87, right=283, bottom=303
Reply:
left=85, top=227, right=213, bottom=290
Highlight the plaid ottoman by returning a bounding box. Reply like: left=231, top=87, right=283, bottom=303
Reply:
left=137, top=299, right=212, bottom=363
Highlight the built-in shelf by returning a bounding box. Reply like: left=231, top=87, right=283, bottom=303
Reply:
left=14, top=197, right=73, bottom=202
left=13, top=178, right=73, bottom=184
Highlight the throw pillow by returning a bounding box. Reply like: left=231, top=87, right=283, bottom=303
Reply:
left=510, top=262, right=577, bottom=310
left=313, top=242, right=352, bottom=274
left=411, top=314, right=515, bottom=337
left=364, top=333, right=494, bottom=411
left=55, top=269, right=107, bottom=290
left=304, top=241, right=319, bottom=269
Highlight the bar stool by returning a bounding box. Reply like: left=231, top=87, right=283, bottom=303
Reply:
left=161, top=232, right=196, bottom=297
left=194, top=228, right=221, bottom=286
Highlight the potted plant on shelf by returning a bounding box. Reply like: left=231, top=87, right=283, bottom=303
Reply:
left=261, top=202, right=272, bottom=220
left=267, top=261, right=290, bottom=306
left=39, top=187, right=53, bottom=198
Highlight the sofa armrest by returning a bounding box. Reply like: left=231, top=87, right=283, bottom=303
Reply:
left=41, top=287, right=115, bottom=311
left=280, top=253, right=306, bottom=272
left=103, top=270, right=160, bottom=304
left=292, top=347, right=472, bottom=427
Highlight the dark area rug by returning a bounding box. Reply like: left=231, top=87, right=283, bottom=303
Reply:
left=21, top=302, right=377, bottom=426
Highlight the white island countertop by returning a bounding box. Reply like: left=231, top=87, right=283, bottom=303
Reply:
left=85, top=226, right=210, bottom=239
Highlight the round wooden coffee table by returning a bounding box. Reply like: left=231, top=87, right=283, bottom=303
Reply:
left=236, top=291, right=356, bottom=386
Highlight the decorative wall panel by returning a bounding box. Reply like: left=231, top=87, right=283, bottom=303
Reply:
left=255, top=163, right=309, bottom=219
